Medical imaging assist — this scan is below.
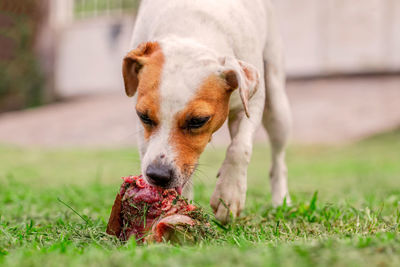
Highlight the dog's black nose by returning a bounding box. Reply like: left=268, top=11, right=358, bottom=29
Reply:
left=145, top=163, right=174, bottom=187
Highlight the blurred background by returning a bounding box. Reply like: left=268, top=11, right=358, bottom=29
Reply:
left=0, top=0, right=399, bottom=147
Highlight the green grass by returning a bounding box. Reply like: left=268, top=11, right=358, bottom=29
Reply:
left=1, top=130, right=400, bottom=266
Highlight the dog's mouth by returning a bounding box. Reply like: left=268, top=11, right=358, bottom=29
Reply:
left=175, top=186, right=183, bottom=195
left=174, top=177, right=191, bottom=195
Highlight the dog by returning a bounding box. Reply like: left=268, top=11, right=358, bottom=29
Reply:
left=123, top=0, right=292, bottom=224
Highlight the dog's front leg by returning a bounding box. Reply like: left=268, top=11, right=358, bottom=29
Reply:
left=210, top=111, right=258, bottom=224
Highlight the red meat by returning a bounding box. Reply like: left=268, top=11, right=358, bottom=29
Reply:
left=106, top=175, right=198, bottom=243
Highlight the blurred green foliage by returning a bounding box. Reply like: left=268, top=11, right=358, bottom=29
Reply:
left=0, top=1, right=45, bottom=112
left=74, top=0, right=140, bottom=18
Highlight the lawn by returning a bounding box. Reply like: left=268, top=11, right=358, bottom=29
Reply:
left=0, top=130, right=399, bottom=266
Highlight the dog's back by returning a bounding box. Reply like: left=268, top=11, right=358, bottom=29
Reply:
left=130, top=0, right=271, bottom=58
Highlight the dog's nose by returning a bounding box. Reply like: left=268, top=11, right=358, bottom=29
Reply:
left=145, top=163, right=174, bottom=187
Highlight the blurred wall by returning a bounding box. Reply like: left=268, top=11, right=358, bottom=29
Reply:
left=56, top=17, right=132, bottom=97
left=275, top=0, right=400, bottom=77
left=55, top=0, right=400, bottom=97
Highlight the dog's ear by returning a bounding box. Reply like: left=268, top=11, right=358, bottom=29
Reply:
left=219, top=57, right=260, bottom=118
left=122, top=42, right=160, bottom=97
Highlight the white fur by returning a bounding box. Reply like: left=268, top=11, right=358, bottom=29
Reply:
left=130, top=0, right=292, bottom=223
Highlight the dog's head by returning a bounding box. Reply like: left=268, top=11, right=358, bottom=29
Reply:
left=122, top=40, right=259, bottom=191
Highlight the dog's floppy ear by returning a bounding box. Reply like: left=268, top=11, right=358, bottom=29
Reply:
left=122, top=42, right=160, bottom=97
left=219, top=57, right=260, bottom=118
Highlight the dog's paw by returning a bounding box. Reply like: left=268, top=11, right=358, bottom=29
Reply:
left=210, top=167, right=246, bottom=224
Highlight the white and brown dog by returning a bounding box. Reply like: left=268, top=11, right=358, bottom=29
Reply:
left=123, top=0, right=292, bottom=223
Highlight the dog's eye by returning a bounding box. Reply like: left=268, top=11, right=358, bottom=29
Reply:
left=137, top=111, right=154, bottom=126
left=185, top=116, right=211, bottom=129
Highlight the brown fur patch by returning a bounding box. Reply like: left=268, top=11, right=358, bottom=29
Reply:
left=132, top=42, right=164, bottom=140
left=170, top=74, right=233, bottom=175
